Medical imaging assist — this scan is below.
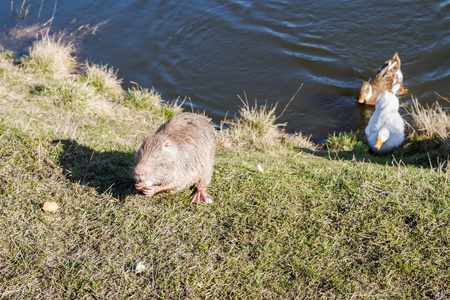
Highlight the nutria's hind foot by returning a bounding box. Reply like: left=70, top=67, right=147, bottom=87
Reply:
left=190, top=187, right=213, bottom=204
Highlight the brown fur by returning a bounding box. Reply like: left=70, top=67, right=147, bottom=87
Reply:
left=134, top=112, right=217, bottom=203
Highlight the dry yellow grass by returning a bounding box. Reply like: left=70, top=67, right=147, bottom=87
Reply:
left=282, top=131, right=315, bottom=150
left=408, top=96, right=450, bottom=141
left=26, top=33, right=76, bottom=79
left=1, top=36, right=449, bottom=299
left=125, top=85, right=162, bottom=110
left=219, top=92, right=314, bottom=151
left=406, top=96, right=450, bottom=151
left=82, top=61, right=124, bottom=100
left=222, top=94, right=283, bottom=149
left=0, top=46, right=15, bottom=74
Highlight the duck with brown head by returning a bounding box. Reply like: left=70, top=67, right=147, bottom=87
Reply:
left=358, top=53, right=406, bottom=105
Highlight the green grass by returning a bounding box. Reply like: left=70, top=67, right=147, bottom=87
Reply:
left=125, top=85, right=162, bottom=111
left=1, top=125, right=449, bottom=299
left=81, top=61, right=124, bottom=100
left=25, top=33, right=76, bottom=79
left=326, top=131, right=365, bottom=151
left=0, top=33, right=449, bottom=299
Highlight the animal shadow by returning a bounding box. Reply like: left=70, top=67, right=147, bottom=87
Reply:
left=53, top=139, right=137, bottom=199
left=317, top=137, right=449, bottom=170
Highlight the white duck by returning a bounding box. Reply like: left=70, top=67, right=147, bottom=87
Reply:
left=365, top=91, right=404, bottom=154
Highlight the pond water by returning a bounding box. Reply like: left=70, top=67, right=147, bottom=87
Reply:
left=1, top=0, right=449, bottom=141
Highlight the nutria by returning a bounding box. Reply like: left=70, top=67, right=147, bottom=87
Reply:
left=134, top=112, right=217, bottom=204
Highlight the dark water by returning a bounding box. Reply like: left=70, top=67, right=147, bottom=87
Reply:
left=2, top=0, right=449, bottom=141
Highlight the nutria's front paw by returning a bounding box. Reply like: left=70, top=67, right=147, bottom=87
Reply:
left=142, top=186, right=160, bottom=197
left=135, top=181, right=146, bottom=191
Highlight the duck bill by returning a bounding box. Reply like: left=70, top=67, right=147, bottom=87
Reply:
left=400, top=86, right=406, bottom=94
left=358, top=94, right=365, bottom=103
left=374, top=138, right=383, bottom=150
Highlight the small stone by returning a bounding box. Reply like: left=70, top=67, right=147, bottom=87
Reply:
left=252, top=164, right=264, bottom=172
left=43, top=201, right=59, bottom=213
left=135, top=261, right=146, bottom=273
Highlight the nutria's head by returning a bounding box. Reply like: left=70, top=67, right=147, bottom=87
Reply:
left=134, top=134, right=178, bottom=186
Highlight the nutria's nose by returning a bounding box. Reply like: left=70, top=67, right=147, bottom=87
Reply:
left=134, top=165, right=146, bottom=177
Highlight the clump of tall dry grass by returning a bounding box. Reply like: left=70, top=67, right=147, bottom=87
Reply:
left=0, top=45, right=15, bottom=74
left=219, top=92, right=313, bottom=150
left=0, top=45, right=13, bottom=60
left=221, top=94, right=283, bottom=149
left=406, top=96, right=450, bottom=150
left=282, top=132, right=314, bottom=150
left=82, top=61, right=123, bottom=100
left=26, top=34, right=76, bottom=79
left=408, top=96, right=450, bottom=140
left=238, top=98, right=282, bottom=140
left=32, top=80, right=104, bottom=113
left=125, top=85, right=161, bottom=110
left=124, top=85, right=185, bottom=123
left=157, top=99, right=184, bottom=121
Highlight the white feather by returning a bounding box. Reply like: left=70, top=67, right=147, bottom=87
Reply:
left=392, top=83, right=402, bottom=94
left=395, top=69, right=403, bottom=82
left=392, top=70, right=404, bottom=93
left=388, top=61, right=397, bottom=71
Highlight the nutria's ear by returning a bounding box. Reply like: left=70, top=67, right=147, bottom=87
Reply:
left=164, top=138, right=172, bottom=148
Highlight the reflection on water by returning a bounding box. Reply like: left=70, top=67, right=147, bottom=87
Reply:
left=0, top=0, right=448, bottom=141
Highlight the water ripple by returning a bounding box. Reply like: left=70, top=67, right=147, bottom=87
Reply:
left=1, top=0, right=447, bottom=139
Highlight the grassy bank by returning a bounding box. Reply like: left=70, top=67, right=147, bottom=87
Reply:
left=0, top=33, right=449, bottom=299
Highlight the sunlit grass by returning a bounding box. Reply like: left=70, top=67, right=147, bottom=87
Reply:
left=406, top=96, right=450, bottom=150
left=81, top=61, right=124, bottom=100
left=155, top=98, right=184, bottom=121
left=125, top=85, right=162, bottom=110
left=0, top=32, right=449, bottom=300
left=25, top=33, right=75, bottom=79
left=327, top=131, right=365, bottom=151
left=219, top=93, right=314, bottom=151
left=0, top=46, right=15, bottom=75
left=221, top=93, right=285, bottom=149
